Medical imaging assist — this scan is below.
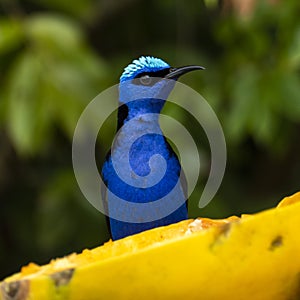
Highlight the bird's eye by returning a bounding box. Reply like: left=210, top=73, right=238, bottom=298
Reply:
left=139, top=75, right=152, bottom=86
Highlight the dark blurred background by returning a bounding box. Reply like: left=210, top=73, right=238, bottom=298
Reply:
left=0, top=0, right=300, bottom=279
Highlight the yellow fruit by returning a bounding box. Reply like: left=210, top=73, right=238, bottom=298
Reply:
left=1, top=192, right=300, bottom=300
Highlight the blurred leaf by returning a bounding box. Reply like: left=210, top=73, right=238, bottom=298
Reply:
left=225, top=65, right=259, bottom=143
left=288, top=27, right=300, bottom=69
left=280, top=72, right=300, bottom=122
left=0, top=18, right=24, bottom=55
left=4, top=51, right=42, bottom=154
left=25, top=14, right=84, bottom=51
left=204, top=0, right=218, bottom=9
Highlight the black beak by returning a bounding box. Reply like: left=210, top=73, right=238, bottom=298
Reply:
left=165, top=65, right=205, bottom=80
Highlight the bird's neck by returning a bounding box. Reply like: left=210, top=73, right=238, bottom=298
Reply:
left=117, top=98, right=165, bottom=131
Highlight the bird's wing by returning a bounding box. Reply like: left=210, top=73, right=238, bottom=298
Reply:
left=163, top=136, right=188, bottom=208
left=101, top=150, right=111, bottom=235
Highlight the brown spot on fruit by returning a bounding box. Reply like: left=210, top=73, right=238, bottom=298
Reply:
left=218, top=222, right=232, bottom=238
left=0, top=280, right=29, bottom=300
left=51, top=268, right=74, bottom=287
left=269, top=235, right=283, bottom=251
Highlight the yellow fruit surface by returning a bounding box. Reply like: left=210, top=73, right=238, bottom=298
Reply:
left=1, top=192, right=300, bottom=300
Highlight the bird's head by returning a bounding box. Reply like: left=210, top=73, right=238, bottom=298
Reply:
left=119, top=56, right=204, bottom=106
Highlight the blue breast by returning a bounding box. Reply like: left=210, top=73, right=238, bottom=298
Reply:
left=101, top=110, right=188, bottom=240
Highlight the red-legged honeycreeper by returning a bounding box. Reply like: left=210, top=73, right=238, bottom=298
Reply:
left=101, top=56, right=204, bottom=240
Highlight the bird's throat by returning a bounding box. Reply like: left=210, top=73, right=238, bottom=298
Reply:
left=117, top=98, right=165, bottom=130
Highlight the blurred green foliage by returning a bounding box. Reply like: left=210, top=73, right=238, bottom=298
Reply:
left=0, top=0, right=300, bottom=279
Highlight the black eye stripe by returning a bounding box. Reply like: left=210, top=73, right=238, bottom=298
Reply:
left=134, top=68, right=170, bottom=79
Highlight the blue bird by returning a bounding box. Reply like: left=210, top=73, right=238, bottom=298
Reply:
left=101, top=56, right=204, bottom=240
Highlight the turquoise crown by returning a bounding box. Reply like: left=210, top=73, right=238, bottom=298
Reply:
left=120, top=56, right=170, bottom=82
